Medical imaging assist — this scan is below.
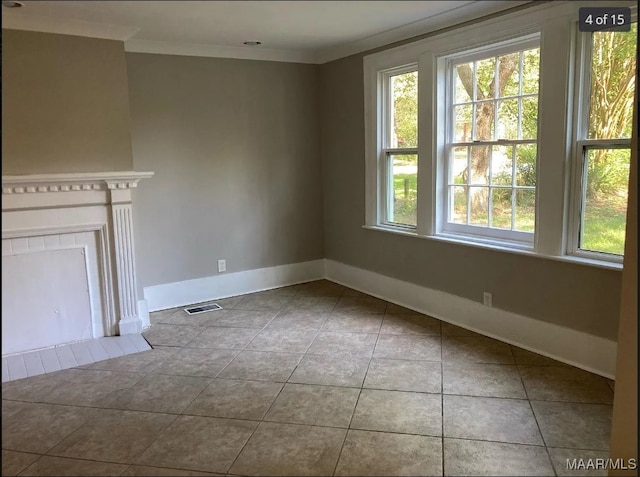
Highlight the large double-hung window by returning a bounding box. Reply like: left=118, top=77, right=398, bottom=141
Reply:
left=444, top=37, right=540, bottom=243
left=364, top=0, right=636, bottom=267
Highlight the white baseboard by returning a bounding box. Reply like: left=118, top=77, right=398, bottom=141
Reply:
left=325, top=259, right=617, bottom=379
left=137, top=299, right=150, bottom=330
left=144, top=259, right=325, bottom=313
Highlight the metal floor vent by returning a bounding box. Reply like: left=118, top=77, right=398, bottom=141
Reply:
left=184, top=303, right=223, bottom=315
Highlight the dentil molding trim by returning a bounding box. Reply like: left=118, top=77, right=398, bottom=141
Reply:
left=2, top=171, right=154, bottom=195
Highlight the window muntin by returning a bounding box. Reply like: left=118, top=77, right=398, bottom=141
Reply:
left=382, top=68, right=418, bottom=227
left=444, top=38, right=540, bottom=242
left=572, top=22, right=636, bottom=258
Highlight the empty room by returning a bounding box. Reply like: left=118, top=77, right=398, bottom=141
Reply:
left=1, top=1, right=637, bottom=476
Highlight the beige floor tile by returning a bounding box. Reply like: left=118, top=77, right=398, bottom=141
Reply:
left=184, top=378, right=283, bottom=420
left=547, top=447, right=610, bottom=476
left=384, top=303, right=421, bottom=314
left=264, top=383, right=360, bottom=427
left=143, top=324, right=204, bottom=347
left=289, top=354, right=370, bottom=387
left=105, top=374, right=212, bottom=413
left=530, top=401, right=612, bottom=450
left=2, top=402, right=97, bottom=454
left=373, top=334, right=441, bottom=361
left=380, top=314, right=441, bottom=335
left=519, top=365, right=613, bottom=403
left=335, top=430, right=443, bottom=476
left=266, top=309, right=330, bottom=330
left=363, top=359, right=442, bottom=393
left=43, top=369, right=144, bottom=407
left=292, top=280, right=346, bottom=297
left=443, top=362, right=526, bottom=398
left=441, top=322, right=482, bottom=337
left=213, top=295, right=247, bottom=309
left=1, top=450, right=40, bottom=476
left=283, top=296, right=340, bottom=313
left=48, top=408, right=176, bottom=464
left=207, top=309, right=277, bottom=328
left=229, top=422, right=346, bottom=476
left=442, top=336, right=515, bottom=364
left=123, top=465, right=223, bottom=476
left=511, top=346, right=569, bottom=366
left=246, top=328, right=318, bottom=353
left=218, top=350, right=302, bottom=382
left=150, top=348, right=239, bottom=377
left=161, top=309, right=223, bottom=327
left=2, top=399, right=30, bottom=419
left=351, top=389, right=442, bottom=436
left=1, top=369, right=83, bottom=402
left=444, top=395, right=543, bottom=445
left=86, top=347, right=179, bottom=374
left=444, top=439, right=554, bottom=476
left=234, top=293, right=293, bottom=311
left=334, top=296, right=388, bottom=314
left=184, top=327, right=260, bottom=349
left=322, top=312, right=383, bottom=333
left=307, top=331, right=377, bottom=357
left=149, top=308, right=181, bottom=324
left=19, top=456, right=128, bottom=476
left=136, top=415, right=257, bottom=474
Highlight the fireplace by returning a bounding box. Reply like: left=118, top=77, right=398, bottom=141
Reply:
left=1, top=171, right=153, bottom=357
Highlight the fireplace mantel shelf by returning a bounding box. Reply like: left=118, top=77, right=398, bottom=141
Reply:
left=2, top=171, right=154, bottom=194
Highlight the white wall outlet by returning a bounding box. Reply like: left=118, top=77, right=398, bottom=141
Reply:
left=217, top=259, right=226, bottom=273
left=483, top=292, right=492, bottom=307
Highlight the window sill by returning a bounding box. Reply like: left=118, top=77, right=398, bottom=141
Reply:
left=362, top=224, right=624, bottom=271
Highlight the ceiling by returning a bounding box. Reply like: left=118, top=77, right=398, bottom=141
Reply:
left=1, top=1, right=531, bottom=63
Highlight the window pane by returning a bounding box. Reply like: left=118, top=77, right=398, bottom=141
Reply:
left=451, top=147, right=468, bottom=184
left=521, top=96, right=538, bottom=140
left=474, top=102, right=494, bottom=141
left=389, top=154, right=417, bottom=226
left=515, top=144, right=536, bottom=186
left=581, top=148, right=630, bottom=255
left=514, top=189, right=535, bottom=232
left=454, top=105, right=473, bottom=142
left=450, top=186, right=468, bottom=224
left=390, top=71, right=418, bottom=148
left=475, top=57, right=496, bottom=99
left=469, top=187, right=489, bottom=226
left=498, top=52, right=520, bottom=97
left=491, top=145, right=513, bottom=185
left=469, top=145, right=490, bottom=184
left=588, top=23, right=637, bottom=139
left=454, top=63, right=473, bottom=103
left=522, top=48, right=540, bottom=94
left=491, top=188, right=513, bottom=229
left=497, top=99, right=518, bottom=140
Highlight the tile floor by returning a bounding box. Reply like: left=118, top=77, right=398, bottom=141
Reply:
left=2, top=280, right=615, bottom=476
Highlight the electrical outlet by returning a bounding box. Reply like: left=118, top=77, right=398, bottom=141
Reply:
left=483, top=292, right=492, bottom=307
left=218, top=259, right=226, bottom=273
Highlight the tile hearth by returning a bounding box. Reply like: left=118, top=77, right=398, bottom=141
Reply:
left=2, top=280, right=614, bottom=476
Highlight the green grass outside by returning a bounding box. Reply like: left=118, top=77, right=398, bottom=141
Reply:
left=391, top=173, right=627, bottom=255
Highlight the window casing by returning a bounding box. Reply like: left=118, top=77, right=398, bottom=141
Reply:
left=364, top=0, right=636, bottom=268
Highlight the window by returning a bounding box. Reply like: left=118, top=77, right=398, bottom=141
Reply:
left=364, top=0, right=636, bottom=267
left=569, top=22, right=637, bottom=259
left=381, top=68, right=418, bottom=227
left=444, top=37, right=540, bottom=243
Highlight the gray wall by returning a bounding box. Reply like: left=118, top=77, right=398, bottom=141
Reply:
left=126, top=53, right=324, bottom=288
left=319, top=53, right=622, bottom=340
left=2, top=30, right=133, bottom=174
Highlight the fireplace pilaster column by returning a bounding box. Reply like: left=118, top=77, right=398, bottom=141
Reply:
left=107, top=181, right=142, bottom=335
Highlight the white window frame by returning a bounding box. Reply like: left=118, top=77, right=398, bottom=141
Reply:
left=566, top=17, right=637, bottom=264
left=440, top=35, right=540, bottom=245
left=380, top=65, right=418, bottom=229
left=363, top=0, right=636, bottom=269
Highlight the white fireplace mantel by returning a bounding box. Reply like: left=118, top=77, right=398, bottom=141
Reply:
left=2, top=171, right=154, bottom=355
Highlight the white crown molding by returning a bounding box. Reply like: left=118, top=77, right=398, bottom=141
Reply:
left=2, top=171, right=154, bottom=195
left=125, top=39, right=317, bottom=64
left=314, top=0, right=533, bottom=64
left=1, top=12, right=139, bottom=41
